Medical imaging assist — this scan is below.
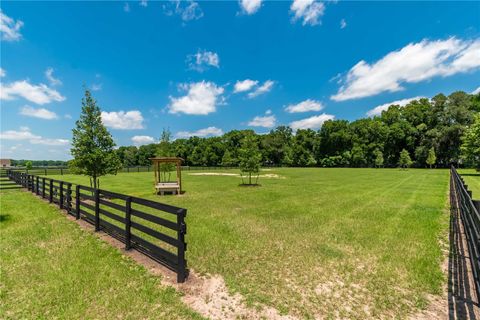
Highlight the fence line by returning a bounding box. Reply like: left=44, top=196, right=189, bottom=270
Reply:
left=450, top=166, right=480, bottom=301
left=6, top=170, right=188, bottom=283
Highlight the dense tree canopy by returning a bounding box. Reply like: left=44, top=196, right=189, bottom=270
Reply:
left=114, top=91, right=478, bottom=168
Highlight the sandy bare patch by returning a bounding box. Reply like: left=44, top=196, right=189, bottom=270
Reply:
left=189, top=172, right=284, bottom=179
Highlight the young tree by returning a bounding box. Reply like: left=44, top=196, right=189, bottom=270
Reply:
left=398, top=149, right=413, bottom=169
left=25, top=160, right=33, bottom=170
left=426, top=147, right=436, bottom=168
left=156, top=129, right=175, bottom=181
left=461, top=114, right=480, bottom=171
left=70, top=89, right=121, bottom=190
left=238, top=134, right=262, bottom=185
left=373, top=150, right=384, bottom=168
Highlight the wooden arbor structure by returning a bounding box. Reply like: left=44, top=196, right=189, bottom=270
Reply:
left=150, top=157, right=183, bottom=195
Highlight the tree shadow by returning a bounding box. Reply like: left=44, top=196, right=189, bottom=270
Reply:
left=448, top=190, right=479, bottom=319
left=0, top=214, right=11, bottom=223
left=461, top=173, right=480, bottom=177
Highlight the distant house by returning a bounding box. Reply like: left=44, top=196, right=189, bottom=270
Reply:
left=0, top=159, right=12, bottom=167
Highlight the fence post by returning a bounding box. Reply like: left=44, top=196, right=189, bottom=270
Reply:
left=66, top=183, right=72, bottom=214
left=42, top=178, right=46, bottom=198
left=75, top=185, right=80, bottom=220
left=125, top=197, right=132, bottom=250
left=36, top=176, right=39, bottom=195
left=59, top=181, right=64, bottom=209
left=177, top=208, right=187, bottom=283
left=49, top=180, right=53, bottom=203
left=94, top=189, right=100, bottom=231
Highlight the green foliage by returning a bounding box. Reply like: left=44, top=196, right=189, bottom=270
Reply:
left=238, top=134, right=261, bottom=184
left=221, top=149, right=236, bottom=167
left=156, top=129, right=176, bottom=182
left=461, top=113, right=480, bottom=171
left=426, top=147, right=436, bottom=168
left=398, top=149, right=413, bottom=169
left=374, top=150, right=384, bottom=168
left=25, top=161, right=33, bottom=170
left=69, top=89, right=121, bottom=189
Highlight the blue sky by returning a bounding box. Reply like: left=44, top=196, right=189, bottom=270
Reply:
left=1, top=1, right=479, bottom=160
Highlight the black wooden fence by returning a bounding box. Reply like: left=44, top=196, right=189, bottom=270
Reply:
left=450, top=166, right=480, bottom=301
left=7, top=170, right=188, bottom=283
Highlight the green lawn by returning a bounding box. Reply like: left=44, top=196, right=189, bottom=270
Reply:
left=458, top=169, right=480, bottom=199
left=44, top=168, right=450, bottom=319
left=0, top=188, right=203, bottom=320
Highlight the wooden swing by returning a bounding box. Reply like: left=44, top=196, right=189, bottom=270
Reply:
left=150, top=157, right=183, bottom=195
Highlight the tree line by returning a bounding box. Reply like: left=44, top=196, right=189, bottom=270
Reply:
left=115, top=91, right=479, bottom=169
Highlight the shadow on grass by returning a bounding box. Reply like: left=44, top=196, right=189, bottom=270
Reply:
left=460, top=174, right=480, bottom=177
left=0, top=214, right=11, bottom=223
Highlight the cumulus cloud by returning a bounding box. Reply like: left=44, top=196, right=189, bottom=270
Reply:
left=332, top=37, right=480, bottom=101
left=234, top=79, right=258, bottom=93
left=472, top=87, right=480, bottom=94
left=0, top=68, right=5, bottom=77
left=45, top=68, right=62, bottom=86
left=366, top=96, right=425, bottom=117
left=0, top=126, right=69, bottom=145
left=248, top=80, right=274, bottom=98
left=176, top=126, right=223, bottom=138
left=285, top=99, right=324, bottom=113
left=187, top=50, right=220, bottom=72
left=290, top=0, right=325, bottom=26
left=164, top=0, right=203, bottom=22
left=168, top=81, right=224, bottom=115
left=20, top=105, right=59, bottom=120
left=101, top=110, right=144, bottom=129
left=0, top=10, right=24, bottom=41
left=289, top=113, right=335, bottom=130
left=239, top=0, right=262, bottom=15
left=248, top=112, right=276, bottom=128
left=0, top=80, right=66, bottom=105
left=132, top=135, right=155, bottom=146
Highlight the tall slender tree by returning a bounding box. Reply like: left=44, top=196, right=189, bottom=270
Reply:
left=398, top=149, right=413, bottom=169
left=239, top=134, right=262, bottom=185
left=70, top=89, right=121, bottom=190
left=426, top=147, right=436, bottom=169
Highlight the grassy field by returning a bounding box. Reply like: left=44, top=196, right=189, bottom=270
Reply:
left=41, top=168, right=450, bottom=319
left=458, top=169, right=480, bottom=199
left=0, top=188, right=203, bottom=320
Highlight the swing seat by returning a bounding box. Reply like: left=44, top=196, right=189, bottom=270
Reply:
left=155, top=182, right=180, bottom=195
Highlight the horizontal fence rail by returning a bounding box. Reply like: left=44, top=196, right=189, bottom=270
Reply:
left=451, top=166, right=480, bottom=301
left=6, top=170, right=188, bottom=283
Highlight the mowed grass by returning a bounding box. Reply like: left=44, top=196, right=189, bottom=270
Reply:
left=45, top=168, right=450, bottom=319
left=458, top=169, right=480, bottom=199
left=0, top=189, right=203, bottom=320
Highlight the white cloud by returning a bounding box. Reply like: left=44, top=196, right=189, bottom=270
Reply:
left=289, top=113, right=335, bottom=130
left=168, top=81, right=224, bottom=115
left=0, top=126, right=68, bottom=146
left=20, top=105, right=59, bottom=120
left=164, top=0, right=203, bottom=22
left=290, top=0, right=325, bottom=26
left=176, top=126, right=223, bottom=138
left=285, top=99, right=324, bottom=113
left=101, top=110, right=144, bottom=129
left=0, top=80, right=66, bottom=105
left=123, top=2, right=130, bottom=12
left=0, top=10, right=24, bottom=41
left=45, top=68, right=62, bottom=86
left=332, top=37, right=480, bottom=101
left=234, top=79, right=258, bottom=93
left=91, top=83, right=102, bottom=91
left=239, top=0, right=262, bottom=15
left=248, top=113, right=276, bottom=128
left=187, top=50, right=220, bottom=72
left=472, top=87, right=480, bottom=94
left=366, top=96, right=425, bottom=117
left=140, top=0, right=148, bottom=7
left=132, top=135, right=155, bottom=146
left=65, top=114, right=72, bottom=119
left=0, top=68, right=5, bottom=77
left=340, top=18, right=347, bottom=29
left=248, top=80, right=274, bottom=98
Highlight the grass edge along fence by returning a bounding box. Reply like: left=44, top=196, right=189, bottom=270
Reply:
left=450, top=166, right=480, bottom=302
left=6, top=170, right=188, bottom=283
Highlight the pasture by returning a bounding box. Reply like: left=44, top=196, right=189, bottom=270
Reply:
left=458, top=169, right=480, bottom=199
left=39, top=167, right=451, bottom=319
